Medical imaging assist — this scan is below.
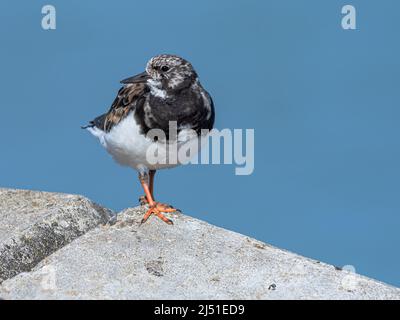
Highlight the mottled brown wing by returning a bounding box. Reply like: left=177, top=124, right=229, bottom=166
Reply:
left=102, top=83, right=148, bottom=132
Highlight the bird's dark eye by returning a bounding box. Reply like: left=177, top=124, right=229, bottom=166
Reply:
left=161, top=65, right=169, bottom=72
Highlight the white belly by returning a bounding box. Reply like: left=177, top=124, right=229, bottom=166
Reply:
left=87, top=113, right=203, bottom=171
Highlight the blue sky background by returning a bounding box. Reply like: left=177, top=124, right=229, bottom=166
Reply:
left=1, top=1, right=399, bottom=287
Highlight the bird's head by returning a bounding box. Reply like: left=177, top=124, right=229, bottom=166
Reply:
left=121, top=54, right=198, bottom=95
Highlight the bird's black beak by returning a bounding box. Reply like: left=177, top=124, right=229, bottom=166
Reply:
left=120, top=71, right=150, bottom=84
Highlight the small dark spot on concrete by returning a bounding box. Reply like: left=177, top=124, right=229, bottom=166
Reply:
left=268, top=283, right=276, bottom=290
left=145, top=259, right=164, bottom=277
left=31, top=201, right=39, bottom=207
left=114, top=221, right=127, bottom=229
left=246, top=238, right=266, bottom=250
left=253, top=243, right=266, bottom=250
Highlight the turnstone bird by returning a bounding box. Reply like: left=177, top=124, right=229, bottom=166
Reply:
left=83, top=55, right=215, bottom=225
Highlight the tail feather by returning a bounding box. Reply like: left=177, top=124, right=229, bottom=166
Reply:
left=81, top=122, right=95, bottom=129
left=82, top=114, right=107, bottom=131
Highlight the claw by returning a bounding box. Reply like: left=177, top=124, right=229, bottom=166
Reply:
left=140, top=203, right=176, bottom=225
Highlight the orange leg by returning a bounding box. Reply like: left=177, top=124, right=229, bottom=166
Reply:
left=139, top=170, right=176, bottom=211
left=139, top=172, right=176, bottom=225
left=139, top=170, right=156, bottom=205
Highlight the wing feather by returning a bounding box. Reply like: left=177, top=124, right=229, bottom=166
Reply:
left=84, top=83, right=148, bottom=132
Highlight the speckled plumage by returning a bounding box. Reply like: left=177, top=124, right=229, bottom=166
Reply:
left=84, top=54, right=215, bottom=171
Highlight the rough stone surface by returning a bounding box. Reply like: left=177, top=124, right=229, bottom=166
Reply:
left=0, top=206, right=399, bottom=300
left=0, top=188, right=112, bottom=284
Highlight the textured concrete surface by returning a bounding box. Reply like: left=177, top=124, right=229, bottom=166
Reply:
left=0, top=205, right=399, bottom=300
left=0, top=188, right=112, bottom=284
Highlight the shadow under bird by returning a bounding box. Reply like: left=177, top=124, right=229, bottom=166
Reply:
left=83, top=54, right=215, bottom=225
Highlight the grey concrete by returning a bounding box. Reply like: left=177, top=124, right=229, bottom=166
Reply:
left=0, top=205, right=399, bottom=300
left=0, top=188, right=112, bottom=284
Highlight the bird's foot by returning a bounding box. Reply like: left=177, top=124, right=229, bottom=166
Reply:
left=139, top=196, right=180, bottom=212
left=140, top=202, right=176, bottom=225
